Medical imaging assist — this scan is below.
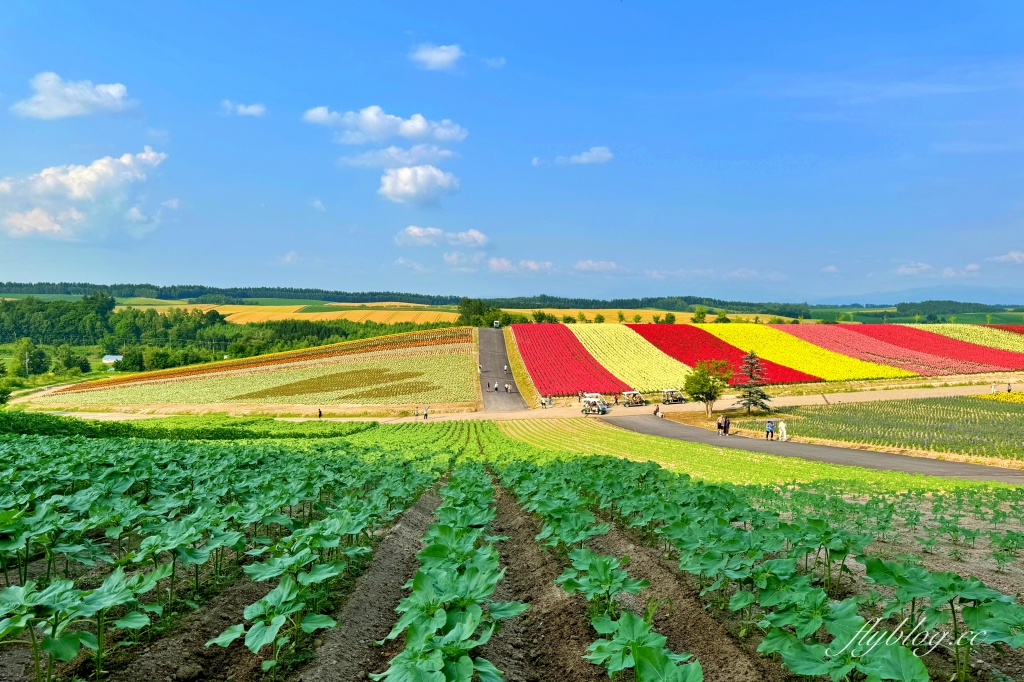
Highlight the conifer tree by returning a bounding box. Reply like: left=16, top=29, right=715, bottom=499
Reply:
left=738, top=350, right=771, bottom=413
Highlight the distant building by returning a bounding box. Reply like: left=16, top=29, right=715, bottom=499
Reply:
left=101, top=354, right=123, bottom=364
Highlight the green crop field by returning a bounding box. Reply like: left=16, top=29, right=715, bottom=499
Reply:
left=735, top=396, right=1024, bottom=459
left=3, top=411, right=1024, bottom=682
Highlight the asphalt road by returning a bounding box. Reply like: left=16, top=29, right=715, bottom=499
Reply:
left=478, top=327, right=527, bottom=412
left=602, top=415, right=1024, bottom=484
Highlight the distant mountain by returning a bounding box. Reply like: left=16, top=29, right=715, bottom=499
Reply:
left=810, top=285, right=1024, bottom=308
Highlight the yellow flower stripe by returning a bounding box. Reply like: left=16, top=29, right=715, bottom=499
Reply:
left=568, top=324, right=691, bottom=392
left=698, top=324, right=916, bottom=381
left=977, top=392, right=1024, bottom=404
left=905, top=324, right=1024, bottom=354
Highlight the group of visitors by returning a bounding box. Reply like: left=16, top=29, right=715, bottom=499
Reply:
left=991, top=383, right=1014, bottom=393
left=716, top=415, right=731, bottom=436
left=493, top=381, right=513, bottom=393
left=415, top=405, right=429, bottom=419
left=540, top=395, right=554, bottom=409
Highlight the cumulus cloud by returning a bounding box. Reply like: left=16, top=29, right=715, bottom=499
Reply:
left=410, top=44, right=464, bottom=70
left=310, top=198, right=325, bottom=212
left=29, top=146, right=167, bottom=200
left=340, top=144, right=455, bottom=168
left=519, top=260, right=553, bottom=272
left=395, top=225, right=487, bottom=246
left=378, top=165, right=459, bottom=205
left=443, top=251, right=486, bottom=271
left=396, top=225, right=444, bottom=246
left=821, top=264, right=839, bottom=273
left=992, top=250, right=1024, bottom=264
left=221, top=100, right=266, bottom=117
left=11, top=72, right=134, bottom=119
left=574, top=260, right=618, bottom=272
left=482, top=57, right=507, bottom=69
left=557, top=146, right=613, bottom=165
left=943, top=263, right=981, bottom=278
left=0, top=147, right=168, bottom=239
left=531, top=157, right=543, bottom=167
left=281, top=251, right=300, bottom=265
left=897, top=261, right=932, bottom=275
left=488, top=257, right=515, bottom=272
left=303, top=105, right=467, bottom=145
left=161, top=198, right=179, bottom=209
left=395, top=256, right=430, bottom=273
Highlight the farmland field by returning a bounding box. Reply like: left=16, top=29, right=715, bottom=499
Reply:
left=38, top=327, right=476, bottom=408
left=509, top=323, right=629, bottom=396
left=568, top=324, right=691, bottom=392
left=735, top=396, right=1024, bottom=460
left=4, top=412, right=1024, bottom=682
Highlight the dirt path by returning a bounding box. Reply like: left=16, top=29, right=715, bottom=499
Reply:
left=106, top=578, right=272, bottom=682
left=588, top=525, right=787, bottom=682
left=480, top=487, right=607, bottom=682
left=291, top=490, right=441, bottom=682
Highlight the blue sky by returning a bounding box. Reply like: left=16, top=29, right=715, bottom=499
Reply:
left=2, top=1, right=1024, bottom=303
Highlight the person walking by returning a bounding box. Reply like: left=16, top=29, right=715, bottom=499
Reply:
left=504, top=364, right=508, bottom=374
left=548, top=395, right=553, bottom=408
left=495, top=381, right=500, bottom=392
left=716, top=415, right=724, bottom=436
left=992, top=382, right=997, bottom=394
left=318, top=408, right=322, bottom=419
left=724, top=416, right=731, bottom=436
left=423, top=405, right=429, bottom=420
left=765, top=420, right=774, bottom=441
left=779, top=420, right=788, bottom=442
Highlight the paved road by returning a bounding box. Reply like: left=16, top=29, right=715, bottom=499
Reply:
left=478, top=327, right=527, bottom=412
left=602, top=415, right=1024, bottom=484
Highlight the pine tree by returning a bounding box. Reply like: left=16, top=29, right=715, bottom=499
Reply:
left=738, top=350, right=771, bottom=413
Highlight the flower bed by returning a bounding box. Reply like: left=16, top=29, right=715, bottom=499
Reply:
left=779, top=324, right=1003, bottom=375
left=568, top=325, right=691, bottom=393
left=913, top=324, right=1024, bottom=354
left=845, top=324, right=1024, bottom=370
left=510, top=324, right=630, bottom=396
left=626, top=324, right=820, bottom=384
left=55, top=327, right=472, bottom=395
left=701, top=324, right=915, bottom=381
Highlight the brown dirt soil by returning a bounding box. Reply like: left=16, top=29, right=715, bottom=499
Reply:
left=0, top=648, right=31, bottom=682
left=587, top=524, right=788, bottom=682
left=290, top=490, right=441, bottom=682
left=103, top=577, right=273, bottom=682
left=479, top=487, right=607, bottom=682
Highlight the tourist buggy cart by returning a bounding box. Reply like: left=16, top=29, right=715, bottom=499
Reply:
left=661, top=388, right=685, bottom=405
left=620, top=390, right=647, bottom=407
left=581, top=394, right=608, bottom=415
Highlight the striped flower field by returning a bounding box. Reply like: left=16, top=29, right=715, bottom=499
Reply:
left=510, top=323, right=1024, bottom=396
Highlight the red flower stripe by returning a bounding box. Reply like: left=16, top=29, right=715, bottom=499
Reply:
left=843, top=324, right=1024, bottom=370
left=626, top=324, right=820, bottom=385
left=778, top=324, right=1005, bottom=376
left=511, top=324, right=630, bottom=396
left=986, top=325, right=1024, bottom=336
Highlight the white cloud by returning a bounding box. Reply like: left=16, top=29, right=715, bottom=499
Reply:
left=340, top=144, right=455, bottom=168
left=574, top=260, right=618, bottom=272
left=126, top=206, right=147, bottom=223
left=395, top=256, right=430, bottom=273
left=221, top=99, right=266, bottom=117
left=992, top=250, right=1024, bottom=264
left=897, top=261, right=932, bottom=275
left=943, top=263, right=982, bottom=278
left=966, top=263, right=981, bottom=272
left=11, top=72, right=134, bottom=119
left=557, top=146, right=613, bottom=165
left=410, top=44, right=464, bottom=70
left=378, top=165, right=459, bottom=205
left=483, top=57, right=507, bottom=69
left=489, top=257, right=515, bottom=272
left=395, top=225, right=487, bottom=247
left=0, top=148, right=168, bottom=239
left=727, top=268, right=758, bottom=278
left=161, top=198, right=179, bottom=209
left=447, top=229, right=487, bottom=246
left=29, top=146, right=167, bottom=200
left=531, top=157, right=542, bottom=167
left=519, top=259, right=553, bottom=272
left=396, top=225, right=444, bottom=246
left=821, top=264, right=839, bottom=273
left=281, top=251, right=300, bottom=265
left=3, top=207, right=83, bottom=237
left=310, top=198, right=325, bottom=212
left=302, top=105, right=467, bottom=145
left=443, top=251, right=486, bottom=271
left=645, top=268, right=714, bottom=279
